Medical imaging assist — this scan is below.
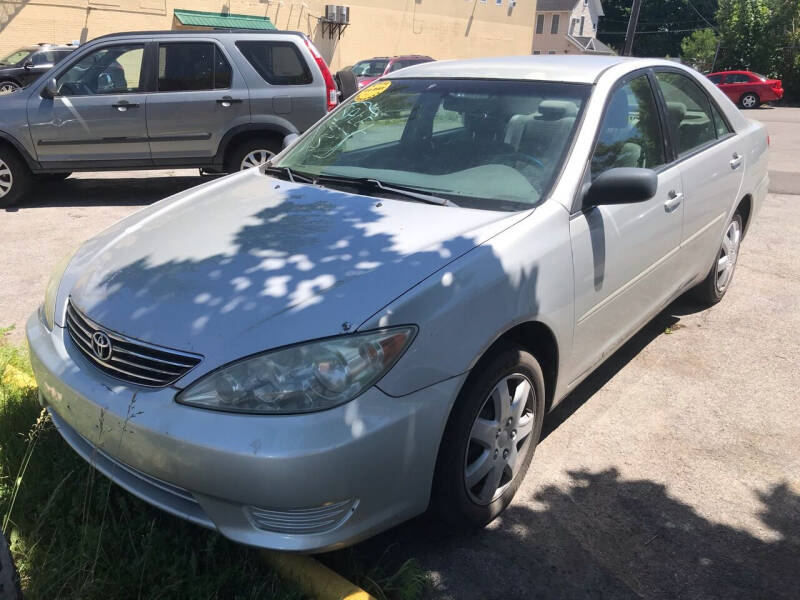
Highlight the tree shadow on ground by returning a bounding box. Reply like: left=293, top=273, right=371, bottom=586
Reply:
left=9, top=174, right=217, bottom=210
left=344, top=466, right=799, bottom=600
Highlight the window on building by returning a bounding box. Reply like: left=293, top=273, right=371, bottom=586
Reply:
left=495, top=0, right=503, bottom=5
left=551, top=14, right=560, bottom=34
left=580, top=16, right=585, bottom=35
left=548, top=50, right=556, bottom=54
left=536, top=14, right=545, bottom=34
left=533, top=50, right=541, bottom=54
left=237, top=41, right=312, bottom=85
left=157, top=43, right=231, bottom=92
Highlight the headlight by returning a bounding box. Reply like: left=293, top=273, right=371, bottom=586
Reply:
left=177, top=326, right=417, bottom=414
left=41, top=250, right=76, bottom=331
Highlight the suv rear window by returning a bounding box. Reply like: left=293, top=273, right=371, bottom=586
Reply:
left=236, top=41, right=312, bottom=85
left=157, top=43, right=231, bottom=92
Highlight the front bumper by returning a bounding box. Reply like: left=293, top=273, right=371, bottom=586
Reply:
left=27, top=312, right=464, bottom=552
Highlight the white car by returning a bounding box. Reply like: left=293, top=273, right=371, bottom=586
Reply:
left=28, top=56, right=768, bottom=552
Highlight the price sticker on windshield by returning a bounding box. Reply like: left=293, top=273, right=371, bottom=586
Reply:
left=354, top=80, right=391, bottom=102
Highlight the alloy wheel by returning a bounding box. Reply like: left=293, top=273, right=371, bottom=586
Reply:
left=0, top=159, right=13, bottom=198
left=741, top=94, right=758, bottom=109
left=464, top=373, right=535, bottom=505
left=716, top=218, right=741, bottom=292
left=240, top=149, right=274, bottom=170
left=0, top=82, right=19, bottom=95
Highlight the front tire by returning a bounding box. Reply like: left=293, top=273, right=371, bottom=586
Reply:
left=0, top=146, right=32, bottom=209
left=740, top=92, right=759, bottom=109
left=690, top=212, right=743, bottom=306
left=433, top=344, right=545, bottom=529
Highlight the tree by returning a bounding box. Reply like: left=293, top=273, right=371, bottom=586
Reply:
left=680, top=28, right=720, bottom=71
left=716, top=0, right=775, bottom=74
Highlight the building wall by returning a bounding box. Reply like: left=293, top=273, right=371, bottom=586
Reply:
left=0, top=0, right=538, bottom=71
left=531, top=10, right=572, bottom=54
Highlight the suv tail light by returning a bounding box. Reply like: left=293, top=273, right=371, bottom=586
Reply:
left=303, top=38, right=338, bottom=112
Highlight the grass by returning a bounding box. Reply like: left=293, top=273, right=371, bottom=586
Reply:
left=0, top=329, right=429, bottom=599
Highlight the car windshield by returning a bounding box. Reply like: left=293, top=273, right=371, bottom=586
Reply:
left=351, top=60, right=388, bottom=77
left=275, top=78, right=590, bottom=211
left=0, top=48, right=35, bottom=66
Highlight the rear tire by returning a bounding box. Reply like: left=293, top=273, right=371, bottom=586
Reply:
left=0, top=146, right=32, bottom=209
left=740, top=92, right=759, bottom=109
left=0, top=80, right=20, bottom=95
left=433, top=344, right=545, bottom=530
left=689, top=212, right=743, bottom=306
left=225, top=136, right=282, bottom=173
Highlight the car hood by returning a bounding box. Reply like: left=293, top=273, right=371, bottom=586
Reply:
left=63, top=169, right=530, bottom=379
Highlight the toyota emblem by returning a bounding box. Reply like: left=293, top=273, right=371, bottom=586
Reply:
left=91, top=331, right=112, bottom=361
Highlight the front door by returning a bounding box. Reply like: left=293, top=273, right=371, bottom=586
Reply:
left=146, top=41, right=250, bottom=161
left=27, top=43, right=150, bottom=165
left=568, top=72, right=683, bottom=384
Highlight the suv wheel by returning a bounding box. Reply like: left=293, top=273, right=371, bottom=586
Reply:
left=227, top=137, right=282, bottom=173
left=433, top=344, right=545, bottom=529
left=0, top=81, right=19, bottom=95
left=0, top=147, right=32, bottom=209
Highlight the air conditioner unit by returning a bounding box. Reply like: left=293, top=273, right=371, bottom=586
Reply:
left=325, top=4, right=338, bottom=21
left=337, top=6, right=350, bottom=24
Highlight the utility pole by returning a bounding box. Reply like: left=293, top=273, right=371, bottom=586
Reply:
left=623, top=0, right=643, bottom=56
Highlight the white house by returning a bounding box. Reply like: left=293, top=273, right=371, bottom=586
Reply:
left=532, top=0, right=614, bottom=55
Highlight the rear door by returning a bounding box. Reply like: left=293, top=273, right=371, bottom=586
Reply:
left=653, top=69, right=745, bottom=284
left=27, top=42, right=150, bottom=165
left=146, top=40, right=250, bottom=161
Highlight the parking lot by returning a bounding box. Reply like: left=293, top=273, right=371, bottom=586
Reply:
left=2, top=107, right=799, bottom=599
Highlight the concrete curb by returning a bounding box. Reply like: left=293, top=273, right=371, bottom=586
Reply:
left=262, top=551, right=377, bottom=600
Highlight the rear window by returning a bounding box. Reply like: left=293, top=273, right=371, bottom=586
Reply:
left=236, top=41, right=312, bottom=85
left=157, top=43, right=232, bottom=91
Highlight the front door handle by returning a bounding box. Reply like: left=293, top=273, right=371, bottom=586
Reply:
left=664, top=190, right=683, bottom=213
left=216, top=96, right=243, bottom=107
left=730, top=153, right=743, bottom=169
left=112, top=100, right=139, bottom=112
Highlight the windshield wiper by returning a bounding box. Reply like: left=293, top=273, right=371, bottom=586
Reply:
left=315, top=175, right=458, bottom=207
left=262, top=164, right=315, bottom=184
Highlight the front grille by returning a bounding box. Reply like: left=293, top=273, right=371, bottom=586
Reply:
left=65, top=300, right=202, bottom=387
left=248, top=498, right=358, bottom=534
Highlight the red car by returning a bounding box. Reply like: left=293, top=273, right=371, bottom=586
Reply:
left=351, top=55, right=434, bottom=89
left=707, top=70, right=784, bottom=109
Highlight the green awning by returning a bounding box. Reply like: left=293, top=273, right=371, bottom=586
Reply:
left=173, top=9, right=277, bottom=30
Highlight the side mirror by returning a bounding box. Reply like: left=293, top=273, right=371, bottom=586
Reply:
left=40, top=78, right=58, bottom=99
left=583, top=167, right=658, bottom=208
left=282, top=133, right=300, bottom=150
left=23, top=60, right=32, bottom=70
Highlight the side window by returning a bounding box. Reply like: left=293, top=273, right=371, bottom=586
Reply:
left=158, top=43, right=230, bottom=92
left=31, top=51, right=54, bottom=66
left=655, top=72, right=716, bottom=156
left=727, top=73, right=750, bottom=83
left=710, top=102, right=732, bottom=137
left=707, top=74, right=723, bottom=84
left=56, top=44, right=144, bottom=96
left=236, top=41, right=312, bottom=85
left=432, top=101, right=465, bottom=134
left=591, top=75, right=665, bottom=178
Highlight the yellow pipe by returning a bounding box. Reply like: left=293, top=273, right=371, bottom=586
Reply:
left=262, top=550, right=377, bottom=600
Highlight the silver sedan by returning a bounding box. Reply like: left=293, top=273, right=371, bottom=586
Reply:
left=27, top=55, right=768, bottom=552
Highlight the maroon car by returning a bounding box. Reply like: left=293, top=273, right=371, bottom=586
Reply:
left=351, top=55, right=434, bottom=88
left=707, top=70, right=784, bottom=109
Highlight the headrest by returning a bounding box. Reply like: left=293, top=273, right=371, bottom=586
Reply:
left=538, top=100, right=578, bottom=120
left=667, top=101, right=687, bottom=121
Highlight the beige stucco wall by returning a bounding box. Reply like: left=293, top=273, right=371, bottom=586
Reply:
left=531, top=10, right=571, bottom=54
left=0, top=0, right=539, bottom=70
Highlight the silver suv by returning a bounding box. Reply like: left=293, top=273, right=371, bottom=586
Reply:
left=0, top=30, right=336, bottom=207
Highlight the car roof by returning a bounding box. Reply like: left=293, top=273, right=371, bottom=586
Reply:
left=90, top=29, right=306, bottom=42
left=359, top=55, right=432, bottom=61
left=388, top=54, right=653, bottom=84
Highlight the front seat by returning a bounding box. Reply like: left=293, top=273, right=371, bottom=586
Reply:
left=509, top=100, right=578, bottom=164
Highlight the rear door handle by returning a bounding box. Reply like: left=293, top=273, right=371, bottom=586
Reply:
left=664, top=190, right=683, bottom=213
left=112, top=101, right=139, bottom=112
left=216, top=96, right=243, bottom=107
left=730, top=153, right=743, bottom=169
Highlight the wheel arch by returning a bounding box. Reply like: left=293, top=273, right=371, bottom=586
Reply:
left=0, top=130, right=38, bottom=170
left=736, top=194, right=753, bottom=238
left=216, top=122, right=298, bottom=168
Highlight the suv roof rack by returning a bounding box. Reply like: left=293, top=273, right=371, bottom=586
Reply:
left=91, top=29, right=306, bottom=42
